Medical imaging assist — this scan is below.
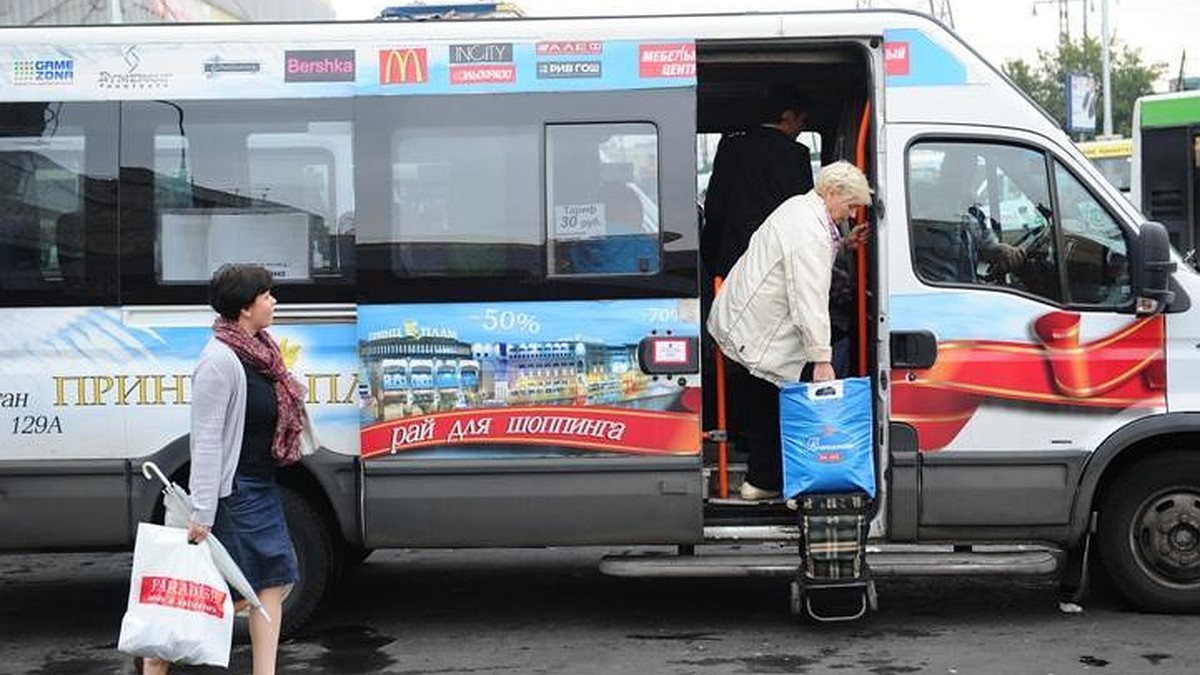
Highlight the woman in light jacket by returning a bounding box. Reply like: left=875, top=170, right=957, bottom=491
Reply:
left=143, top=264, right=305, bottom=675
left=707, top=161, right=872, bottom=501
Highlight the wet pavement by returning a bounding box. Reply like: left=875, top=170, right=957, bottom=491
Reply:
left=1, top=546, right=1197, bottom=674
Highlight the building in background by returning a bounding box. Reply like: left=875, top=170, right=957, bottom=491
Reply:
left=1170, top=76, right=1200, bottom=92
left=0, top=0, right=334, bottom=25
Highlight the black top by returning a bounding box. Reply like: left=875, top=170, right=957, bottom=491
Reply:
left=237, top=361, right=278, bottom=479
left=701, top=126, right=814, bottom=278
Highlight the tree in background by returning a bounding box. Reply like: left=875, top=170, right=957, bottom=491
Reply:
left=1003, top=36, right=1164, bottom=138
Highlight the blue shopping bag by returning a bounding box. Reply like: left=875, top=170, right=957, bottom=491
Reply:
left=780, top=377, right=876, bottom=499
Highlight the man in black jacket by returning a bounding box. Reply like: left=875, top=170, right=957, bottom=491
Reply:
left=701, top=85, right=815, bottom=278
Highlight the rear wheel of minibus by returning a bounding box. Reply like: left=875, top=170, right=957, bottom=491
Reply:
left=277, top=485, right=338, bottom=636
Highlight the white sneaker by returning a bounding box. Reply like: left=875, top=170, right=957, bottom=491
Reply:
left=739, top=481, right=781, bottom=501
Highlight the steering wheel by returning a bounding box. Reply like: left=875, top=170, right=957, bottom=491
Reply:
left=1011, top=223, right=1046, bottom=252
left=980, top=224, right=1047, bottom=285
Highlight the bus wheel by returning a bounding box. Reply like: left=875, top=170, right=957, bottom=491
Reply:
left=280, top=485, right=337, bottom=636
left=1098, top=452, right=1200, bottom=612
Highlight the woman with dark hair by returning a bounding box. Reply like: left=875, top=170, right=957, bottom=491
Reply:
left=142, top=264, right=304, bottom=675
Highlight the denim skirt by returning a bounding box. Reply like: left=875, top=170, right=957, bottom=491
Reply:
left=212, top=474, right=300, bottom=598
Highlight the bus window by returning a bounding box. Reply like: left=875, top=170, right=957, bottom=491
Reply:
left=354, top=88, right=695, bottom=301
left=0, top=102, right=117, bottom=306
left=355, top=95, right=539, bottom=279
left=390, top=123, right=538, bottom=276
left=120, top=98, right=354, bottom=303
left=547, top=123, right=661, bottom=276
left=1053, top=162, right=1133, bottom=306
left=908, top=141, right=1063, bottom=303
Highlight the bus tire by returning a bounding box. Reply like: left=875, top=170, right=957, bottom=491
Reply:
left=280, top=485, right=336, bottom=636
left=1098, top=451, right=1200, bottom=612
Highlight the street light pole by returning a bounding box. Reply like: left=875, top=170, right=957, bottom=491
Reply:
left=1101, top=0, right=1113, bottom=136
left=109, top=0, right=123, bottom=23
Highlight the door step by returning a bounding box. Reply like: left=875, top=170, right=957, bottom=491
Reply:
left=599, top=544, right=1062, bottom=578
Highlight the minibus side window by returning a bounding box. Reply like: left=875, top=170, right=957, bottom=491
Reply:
left=0, top=101, right=117, bottom=306
left=1053, top=162, right=1133, bottom=306
left=546, top=123, right=661, bottom=276
left=121, top=98, right=355, bottom=303
left=387, top=122, right=539, bottom=277
left=908, top=141, right=1063, bottom=303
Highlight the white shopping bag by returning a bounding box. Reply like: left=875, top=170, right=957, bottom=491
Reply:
left=141, top=462, right=269, bottom=622
left=118, top=522, right=234, bottom=667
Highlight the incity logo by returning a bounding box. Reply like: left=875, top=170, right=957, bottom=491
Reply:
left=378, top=48, right=428, bottom=85
left=449, top=43, right=512, bottom=64
left=448, top=42, right=515, bottom=85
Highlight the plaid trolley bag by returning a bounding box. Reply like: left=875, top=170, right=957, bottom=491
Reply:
left=791, top=493, right=875, bottom=621
left=779, top=378, right=876, bottom=621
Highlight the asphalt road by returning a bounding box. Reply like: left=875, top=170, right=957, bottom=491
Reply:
left=1, top=546, right=1197, bottom=675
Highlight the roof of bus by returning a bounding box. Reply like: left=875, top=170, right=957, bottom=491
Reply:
left=1138, top=89, right=1200, bottom=128
left=0, top=8, right=932, bottom=41
left=0, top=9, right=1068, bottom=141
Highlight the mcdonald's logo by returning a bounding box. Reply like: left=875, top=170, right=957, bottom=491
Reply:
left=379, top=48, right=428, bottom=85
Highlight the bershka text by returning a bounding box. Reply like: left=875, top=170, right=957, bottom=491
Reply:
left=284, top=50, right=356, bottom=82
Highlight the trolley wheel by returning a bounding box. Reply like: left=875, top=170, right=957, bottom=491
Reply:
left=1098, top=452, right=1200, bottom=612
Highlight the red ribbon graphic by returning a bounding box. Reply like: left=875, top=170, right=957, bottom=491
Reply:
left=891, top=311, right=1166, bottom=451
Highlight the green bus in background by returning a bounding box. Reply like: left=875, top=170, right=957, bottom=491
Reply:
left=1132, top=90, right=1200, bottom=256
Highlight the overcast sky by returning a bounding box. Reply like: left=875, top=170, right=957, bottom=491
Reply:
left=332, top=0, right=1199, bottom=86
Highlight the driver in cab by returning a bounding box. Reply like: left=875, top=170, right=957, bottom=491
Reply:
left=910, top=148, right=1028, bottom=284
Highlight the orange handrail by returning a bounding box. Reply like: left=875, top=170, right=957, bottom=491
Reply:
left=854, top=99, right=872, bottom=377
left=712, top=276, right=729, bottom=498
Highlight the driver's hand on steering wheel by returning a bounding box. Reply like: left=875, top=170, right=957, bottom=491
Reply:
left=993, top=243, right=1026, bottom=272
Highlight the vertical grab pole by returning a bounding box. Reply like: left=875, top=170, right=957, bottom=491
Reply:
left=854, top=100, right=872, bottom=377
left=713, top=276, right=729, bottom=499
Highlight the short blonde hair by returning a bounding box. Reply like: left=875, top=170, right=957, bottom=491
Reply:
left=815, top=160, right=873, bottom=206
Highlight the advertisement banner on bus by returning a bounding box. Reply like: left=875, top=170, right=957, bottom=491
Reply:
left=0, top=39, right=695, bottom=103
left=357, top=299, right=701, bottom=459
left=0, top=308, right=360, bottom=461
left=888, top=292, right=1166, bottom=452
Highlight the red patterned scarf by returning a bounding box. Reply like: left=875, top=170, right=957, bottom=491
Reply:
left=213, top=318, right=306, bottom=466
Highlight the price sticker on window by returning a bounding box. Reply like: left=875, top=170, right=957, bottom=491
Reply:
left=553, top=203, right=606, bottom=239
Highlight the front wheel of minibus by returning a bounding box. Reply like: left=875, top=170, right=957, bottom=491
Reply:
left=1098, top=451, right=1200, bottom=612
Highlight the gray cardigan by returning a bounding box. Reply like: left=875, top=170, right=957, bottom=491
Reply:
left=188, top=338, right=247, bottom=527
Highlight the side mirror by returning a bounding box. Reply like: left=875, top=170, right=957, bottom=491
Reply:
left=1132, top=221, right=1176, bottom=315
